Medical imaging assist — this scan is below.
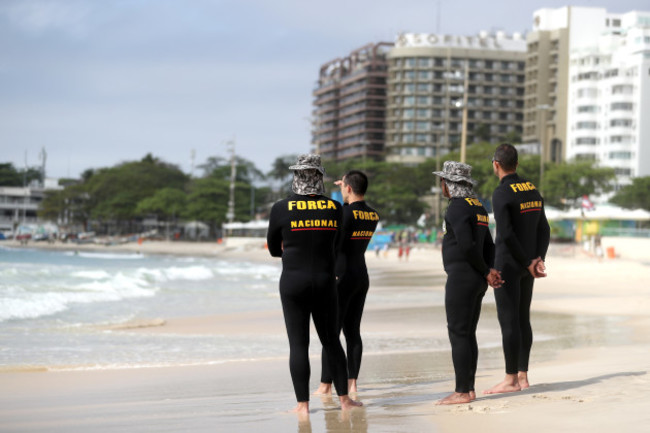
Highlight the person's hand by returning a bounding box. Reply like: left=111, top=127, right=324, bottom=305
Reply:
left=527, top=257, right=547, bottom=278
left=334, top=180, right=343, bottom=186
left=487, top=268, right=504, bottom=288
left=534, top=258, right=547, bottom=278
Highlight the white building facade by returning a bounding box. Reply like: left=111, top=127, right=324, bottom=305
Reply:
left=562, top=9, right=650, bottom=192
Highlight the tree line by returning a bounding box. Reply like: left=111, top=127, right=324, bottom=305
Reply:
left=2, top=143, right=648, bottom=237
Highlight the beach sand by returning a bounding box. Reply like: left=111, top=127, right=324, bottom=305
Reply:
left=1, top=237, right=649, bottom=432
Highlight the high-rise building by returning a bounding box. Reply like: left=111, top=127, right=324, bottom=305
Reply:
left=311, top=42, right=393, bottom=163
left=525, top=6, right=650, bottom=176
left=385, top=32, right=526, bottom=165
left=565, top=10, right=650, bottom=192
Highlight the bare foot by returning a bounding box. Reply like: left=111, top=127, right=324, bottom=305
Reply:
left=469, top=391, right=476, bottom=401
left=289, top=401, right=310, bottom=419
left=313, top=383, right=332, bottom=395
left=340, top=395, right=363, bottom=410
left=436, top=392, right=472, bottom=405
left=518, top=372, right=530, bottom=390
left=483, top=376, right=521, bottom=395
left=348, top=378, right=358, bottom=394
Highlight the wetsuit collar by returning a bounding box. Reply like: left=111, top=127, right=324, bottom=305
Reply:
left=499, top=172, right=519, bottom=184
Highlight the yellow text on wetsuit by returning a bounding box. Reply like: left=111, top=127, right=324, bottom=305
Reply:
left=520, top=201, right=542, bottom=211
left=352, top=210, right=379, bottom=221
left=351, top=230, right=375, bottom=238
left=477, top=214, right=489, bottom=224
left=288, top=200, right=337, bottom=211
left=290, top=219, right=338, bottom=229
left=464, top=198, right=482, bottom=206
left=509, top=182, right=537, bottom=193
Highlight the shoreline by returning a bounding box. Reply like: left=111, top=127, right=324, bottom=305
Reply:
left=1, top=239, right=650, bottom=432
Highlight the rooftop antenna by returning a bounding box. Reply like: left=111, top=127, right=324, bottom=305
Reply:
left=437, top=1, right=441, bottom=34
left=39, top=147, right=47, bottom=187
left=190, top=148, right=196, bottom=177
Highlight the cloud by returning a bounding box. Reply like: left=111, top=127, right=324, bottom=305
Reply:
left=1, top=0, right=92, bottom=36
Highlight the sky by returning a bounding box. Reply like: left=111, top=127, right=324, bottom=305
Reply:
left=1, top=0, right=648, bottom=180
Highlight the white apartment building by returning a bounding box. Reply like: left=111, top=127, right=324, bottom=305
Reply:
left=566, top=10, right=650, bottom=192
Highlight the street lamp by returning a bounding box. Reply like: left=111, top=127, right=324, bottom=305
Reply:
left=536, top=104, right=550, bottom=192
left=454, top=62, right=470, bottom=163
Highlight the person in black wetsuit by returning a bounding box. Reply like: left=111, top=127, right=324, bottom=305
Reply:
left=433, top=161, right=503, bottom=405
left=266, top=154, right=362, bottom=417
left=314, top=170, right=380, bottom=396
left=484, top=143, right=550, bottom=395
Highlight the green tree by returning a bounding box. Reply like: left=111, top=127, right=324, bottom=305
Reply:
left=83, top=154, right=189, bottom=230
left=610, top=176, right=650, bottom=211
left=542, top=161, right=615, bottom=208
left=267, top=154, right=299, bottom=198
left=135, top=188, right=187, bottom=220
left=0, top=163, right=42, bottom=186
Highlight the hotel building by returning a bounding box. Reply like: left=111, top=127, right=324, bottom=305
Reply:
left=385, top=32, right=526, bottom=165
left=311, top=42, right=393, bottom=162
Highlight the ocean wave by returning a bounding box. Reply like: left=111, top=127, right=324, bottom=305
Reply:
left=71, top=270, right=113, bottom=279
left=63, top=251, right=145, bottom=260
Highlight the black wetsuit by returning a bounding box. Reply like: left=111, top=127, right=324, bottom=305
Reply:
left=320, top=201, right=380, bottom=384
left=492, top=173, right=550, bottom=374
left=442, top=196, right=494, bottom=393
left=267, top=193, right=349, bottom=402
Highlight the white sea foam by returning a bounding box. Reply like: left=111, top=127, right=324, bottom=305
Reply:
left=71, top=270, right=112, bottom=279
left=63, top=251, right=145, bottom=260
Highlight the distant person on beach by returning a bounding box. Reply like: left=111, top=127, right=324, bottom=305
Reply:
left=433, top=161, right=503, bottom=405
left=485, top=143, right=550, bottom=395
left=266, top=154, right=362, bottom=417
left=314, top=170, right=380, bottom=396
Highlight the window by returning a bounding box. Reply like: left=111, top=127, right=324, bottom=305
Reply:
left=610, top=119, right=632, bottom=127
left=610, top=136, right=632, bottom=143
left=577, top=88, right=598, bottom=98
left=577, top=105, right=598, bottom=113
left=417, top=96, right=429, bottom=105
left=403, top=108, right=415, bottom=118
left=418, top=71, right=430, bottom=80
left=416, top=83, right=430, bottom=92
left=404, top=96, right=415, bottom=106
left=416, top=109, right=429, bottom=118
left=609, top=151, right=631, bottom=159
left=576, top=121, right=598, bottom=129
left=612, top=84, right=633, bottom=94
left=418, top=58, right=431, bottom=67
left=614, top=168, right=631, bottom=176
left=576, top=137, right=598, bottom=145
left=611, top=102, right=633, bottom=111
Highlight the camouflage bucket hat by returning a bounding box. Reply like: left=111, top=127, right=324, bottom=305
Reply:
left=288, top=154, right=325, bottom=175
left=289, top=154, right=325, bottom=195
left=432, top=160, right=478, bottom=186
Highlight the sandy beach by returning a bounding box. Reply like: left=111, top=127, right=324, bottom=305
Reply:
left=1, top=237, right=649, bottom=432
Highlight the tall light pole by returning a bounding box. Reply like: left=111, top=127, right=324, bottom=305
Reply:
left=536, top=104, right=550, bottom=192
left=459, top=62, right=469, bottom=163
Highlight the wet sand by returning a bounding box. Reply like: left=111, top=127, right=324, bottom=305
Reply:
left=1, top=237, right=650, bottom=432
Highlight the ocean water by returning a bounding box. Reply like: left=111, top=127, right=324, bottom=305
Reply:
left=0, top=246, right=284, bottom=370
left=0, top=246, right=623, bottom=374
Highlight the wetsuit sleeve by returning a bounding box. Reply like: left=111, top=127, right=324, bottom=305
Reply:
left=335, top=205, right=351, bottom=278
left=537, top=205, right=551, bottom=260
left=266, top=203, right=283, bottom=257
left=492, top=188, right=531, bottom=268
left=447, top=203, right=490, bottom=277
left=483, top=228, right=495, bottom=269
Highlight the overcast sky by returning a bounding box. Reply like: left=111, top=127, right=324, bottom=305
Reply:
left=1, top=0, right=648, bottom=179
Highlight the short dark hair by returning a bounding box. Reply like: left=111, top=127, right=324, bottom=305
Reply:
left=343, top=170, right=368, bottom=195
left=494, top=143, right=518, bottom=171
